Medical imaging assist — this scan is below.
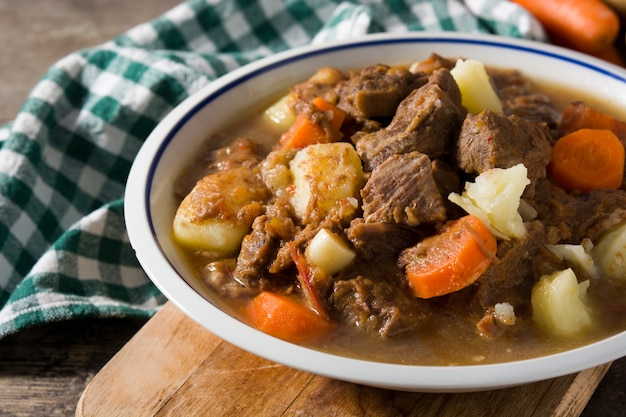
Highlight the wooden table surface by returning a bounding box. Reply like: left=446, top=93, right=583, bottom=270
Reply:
left=1, top=1, right=626, bottom=416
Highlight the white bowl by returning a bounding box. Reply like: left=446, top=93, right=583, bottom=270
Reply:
left=125, top=32, right=626, bottom=392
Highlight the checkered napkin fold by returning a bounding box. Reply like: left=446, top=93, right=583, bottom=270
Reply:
left=0, top=0, right=545, bottom=337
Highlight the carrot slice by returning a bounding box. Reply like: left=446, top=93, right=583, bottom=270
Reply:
left=243, top=291, right=331, bottom=342
left=312, top=96, right=346, bottom=130
left=550, top=128, right=625, bottom=192
left=560, top=102, right=626, bottom=141
left=511, top=0, right=619, bottom=54
left=400, top=215, right=497, bottom=299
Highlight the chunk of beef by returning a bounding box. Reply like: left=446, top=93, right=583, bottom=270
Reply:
left=355, top=68, right=466, bottom=171
left=361, top=151, right=447, bottom=226
left=488, top=67, right=530, bottom=94
left=503, top=94, right=561, bottom=136
left=334, top=64, right=427, bottom=122
left=409, top=53, right=456, bottom=74
left=330, top=276, right=429, bottom=337
left=233, top=215, right=281, bottom=288
left=489, top=68, right=561, bottom=134
left=200, top=259, right=257, bottom=299
left=530, top=178, right=626, bottom=244
left=471, top=220, right=546, bottom=316
left=431, top=159, right=465, bottom=219
left=455, top=110, right=552, bottom=197
left=346, top=219, right=422, bottom=259
left=234, top=203, right=299, bottom=287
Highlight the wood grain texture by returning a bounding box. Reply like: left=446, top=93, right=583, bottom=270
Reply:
left=0, top=318, right=146, bottom=417
left=0, top=0, right=182, bottom=125
left=76, top=302, right=612, bottom=417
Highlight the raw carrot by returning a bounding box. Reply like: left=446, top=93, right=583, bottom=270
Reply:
left=243, top=291, right=331, bottom=342
left=560, top=102, right=626, bottom=141
left=399, top=215, right=497, bottom=299
left=511, top=0, right=620, bottom=54
left=312, top=96, right=346, bottom=130
left=550, top=128, right=625, bottom=192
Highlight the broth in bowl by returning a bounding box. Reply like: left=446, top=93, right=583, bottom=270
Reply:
left=170, top=53, right=626, bottom=366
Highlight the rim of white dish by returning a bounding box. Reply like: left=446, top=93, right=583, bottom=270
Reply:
left=125, top=32, right=626, bottom=392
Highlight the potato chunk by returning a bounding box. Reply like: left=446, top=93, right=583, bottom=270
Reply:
left=448, top=163, right=529, bottom=239
left=531, top=268, right=592, bottom=335
left=173, top=167, right=269, bottom=255
left=306, top=228, right=356, bottom=275
left=591, top=222, right=626, bottom=281
left=263, top=93, right=296, bottom=130
left=450, top=59, right=503, bottom=114
left=289, top=142, right=364, bottom=223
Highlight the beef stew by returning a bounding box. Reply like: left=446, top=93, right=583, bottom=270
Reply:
left=171, top=53, right=626, bottom=366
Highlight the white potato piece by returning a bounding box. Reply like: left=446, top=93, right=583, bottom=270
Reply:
left=173, top=167, right=268, bottom=255
left=450, top=59, right=503, bottom=114
left=263, top=93, right=296, bottom=130
left=306, top=228, right=356, bottom=275
left=546, top=243, right=600, bottom=279
left=531, top=268, right=592, bottom=335
left=591, top=222, right=626, bottom=280
left=173, top=217, right=250, bottom=254
left=448, top=163, right=529, bottom=239
left=290, top=142, right=364, bottom=222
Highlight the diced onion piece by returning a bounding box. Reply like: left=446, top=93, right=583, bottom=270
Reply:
left=263, top=94, right=296, bottom=129
left=305, top=228, right=356, bottom=275
left=591, top=222, right=626, bottom=281
left=546, top=243, right=600, bottom=279
left=450, top=59, right=503, bottom=114
left=448, top=164, right=529, bottom=239
left=531, top=268, right=592, bottom=335
left=290, top=142, right=364, bottom=222
left=494, top=302, right=516, bottom=326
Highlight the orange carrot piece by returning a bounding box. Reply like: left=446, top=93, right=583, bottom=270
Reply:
left=550, top=128, right=625, bottom=192
left=278, top=114, right=327, bottom=150
left=400, top=215, right=497, bottom=299
left=560, top=102, right=626, bottom=141
left=312, top=96, right=346, bottom=130
left=511, top=0, right=620, bottom=54
left=243, top=291, right=331, bottom=341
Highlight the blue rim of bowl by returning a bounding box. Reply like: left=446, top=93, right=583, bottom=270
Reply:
left=132, top=33, right=626, bottom=390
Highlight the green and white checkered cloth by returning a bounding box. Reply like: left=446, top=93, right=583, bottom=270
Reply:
left=0, top=0, right=545, bottom=338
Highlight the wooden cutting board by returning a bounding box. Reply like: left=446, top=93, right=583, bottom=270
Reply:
left=75, top=301, right=610, bottom=417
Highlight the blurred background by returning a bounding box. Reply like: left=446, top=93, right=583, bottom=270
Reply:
left=0, top=0, right=181, bottom=125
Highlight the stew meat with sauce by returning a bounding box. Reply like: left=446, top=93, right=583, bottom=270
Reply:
left=171, top=53, right=626, bottom=365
